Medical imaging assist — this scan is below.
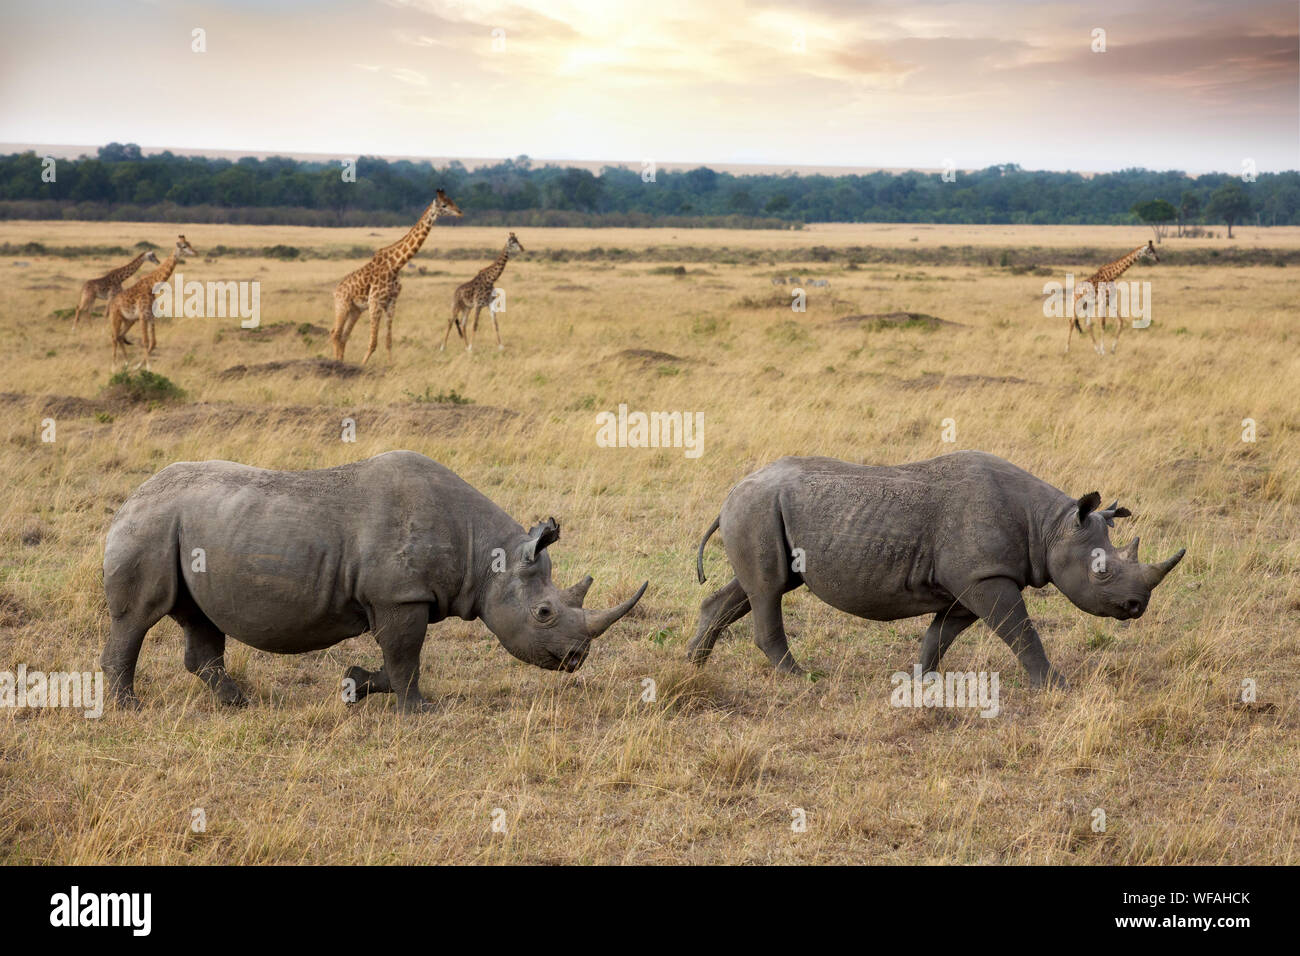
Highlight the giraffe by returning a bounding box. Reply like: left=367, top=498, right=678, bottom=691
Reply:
left=329, top=189, right=463, bottom=364
left=108, top=235, right=198, bottom=370
left=441, top=232, right=525, bottom=352
left=72, top=250, right=160, bottom=329
left=1067, top=240, right=1159, bottom=355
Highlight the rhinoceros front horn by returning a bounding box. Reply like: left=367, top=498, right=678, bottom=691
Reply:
left=585, top=581, right=649, bottom=638
left=1142, top=548, right=1186, bottom=588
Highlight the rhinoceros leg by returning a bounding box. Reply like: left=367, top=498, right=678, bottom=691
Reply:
left=342, top=665, right=391, bottom=702
left=751, top=592, right=803, bottom=675
left=372, top=603, right=433, bottom=713
left=917, top=604, right=978, bottom=672
left=960, top=578, right=1066, bottom=689
left=686, top=576, right=751, bottom=665
left=174, top=596, right=248, bottom=707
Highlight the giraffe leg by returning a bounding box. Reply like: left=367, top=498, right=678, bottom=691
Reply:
left=492, top=308, right=503, bottom=350
left=330, top=293, right=358, bottom=361
left=467, top=304, right=483, bottom=352
left=440, top=302, right=459, bottom=352
left=72, top=286, right=96, bottom=330
left=384, top=279, right=400, bottom=361
left=361, top=289, right=385, bottom=365
left=1065, top=316, right=1075, bottom=353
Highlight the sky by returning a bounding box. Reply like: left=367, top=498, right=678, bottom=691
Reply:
left=0, top=0, right=1296, bottom=173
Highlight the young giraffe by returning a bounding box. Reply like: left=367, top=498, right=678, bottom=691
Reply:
left=441, top=232, right=525, bottom=352
left=329, top=189, right=463, bottom=364
left=1067, top=240, right=1159, bottom=355
left=72, top=250, right=159, bottom=329
left=108, top=235, right=198, bottom=370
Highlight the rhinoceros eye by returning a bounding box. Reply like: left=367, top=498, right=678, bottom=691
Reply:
left=532, top=604, right=556, bottom=625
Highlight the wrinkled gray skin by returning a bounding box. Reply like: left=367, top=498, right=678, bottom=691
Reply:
left=102, top=451, right=647, bottom=712
left=689, top=451, right=1185, bottom=688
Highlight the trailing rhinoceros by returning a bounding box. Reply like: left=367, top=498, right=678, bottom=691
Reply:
left=102, top=451, right=647, bottom=712
left=689, top=451, right=1185, bottom=688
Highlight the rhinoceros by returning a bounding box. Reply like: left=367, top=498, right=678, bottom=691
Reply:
left=689, top=451, right=1185, bottom=688
left=102, top=451, right=647, bottom=712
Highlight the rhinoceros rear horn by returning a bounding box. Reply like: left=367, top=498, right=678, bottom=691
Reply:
left=1142, top=548, right=1186, bottom=588
left=585, top=581, right=649, bottom=639
left=1121, top=535, right=1140, bottom=561
left=561, top=575, right=594, bottom=607
left=521, top=517, right=560, bottom=563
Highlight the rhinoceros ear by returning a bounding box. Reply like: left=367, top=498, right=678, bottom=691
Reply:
left=1076, top=491, right=1102, bottom=523
left=521, top=517, right=560, bottom=564
left=1098, top=500, right=1132, bottom=527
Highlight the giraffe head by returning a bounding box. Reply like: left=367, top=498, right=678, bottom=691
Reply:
left=174, top=235, right=198, bottom=259
left=1141, top=239, right=1159, bottom=263
left=505, top=232, right=524, bottom=255
left=433, top=189, right=462, bottom=219
left=144, top=251, right=161, bottom=265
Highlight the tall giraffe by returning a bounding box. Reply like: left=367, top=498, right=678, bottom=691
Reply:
left=72, top=250, right=160, bottom=329
left=441, top=232, right=525, bottom=352
left=329, top=189, right=463, bottom=364
left=1067, top=240, right=1159, bottom=355
left=108, top=235, right=198, bottom=370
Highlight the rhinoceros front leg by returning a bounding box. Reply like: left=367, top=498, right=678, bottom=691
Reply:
left=961, top=578, right=1066, bottom=690
left=917, top=604, right=978, bottom=672
left=371, top=603, right=433, bottom=713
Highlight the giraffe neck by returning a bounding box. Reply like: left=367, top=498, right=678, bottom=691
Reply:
left=143, top=251, right=180, bottom=288
left=380, top=199, right=442, bottom=272
left=107, top=251, right=148, bottom=282
left=1094, top=245, right=1146, bottom=283
left=482, top=247, right=511, bottom=285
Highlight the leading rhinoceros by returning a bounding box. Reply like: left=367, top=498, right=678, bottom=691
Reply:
left=102, top=451, right=647, bottom=712
left=689, top=451, right=1185, bottom=688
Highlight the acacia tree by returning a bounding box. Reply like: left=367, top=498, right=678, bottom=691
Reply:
left=1132, top=198, right=1177, bottom=243
left=1206, top=182, right=1252, bottom=238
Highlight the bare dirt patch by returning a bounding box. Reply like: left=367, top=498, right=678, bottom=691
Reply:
left=610, top=348, right=694, bottom=369
left=898, top=373, right=1029, bottom=389
left=145, top=401, right=517, bottom=440
left=838, top=311, right=963, bottom=330
left=217, top=358, right=362, bottom=380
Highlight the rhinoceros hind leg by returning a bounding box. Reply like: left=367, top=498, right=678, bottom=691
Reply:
left=750, top=592, right=803, bottom=675
left=102, top=617, right=151, bottom=708
left=960, top=578, right=1066, bottom=690
left=175, top=602, right=248, bottom=707
left=918, top=604, right=979, bottom=672
left=372, top=604, right=432, bottom=713
left=343, top=664, right=391, bottom=703
left=686, top=576, right=751, bottom=666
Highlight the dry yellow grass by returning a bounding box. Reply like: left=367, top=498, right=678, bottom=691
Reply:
left=1, top=219, right=1297, bottom=864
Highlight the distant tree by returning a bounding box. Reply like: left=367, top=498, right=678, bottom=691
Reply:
left=1132, top=198, right=1177, bottom=242
left=1178, top=190, right=1200, bottom=236
left=1205, top=182, right=1252, bottom=238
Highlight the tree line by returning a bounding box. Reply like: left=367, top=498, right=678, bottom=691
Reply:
left=2, top=144, right=1297, bottom=229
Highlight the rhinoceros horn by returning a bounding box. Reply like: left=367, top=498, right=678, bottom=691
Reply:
left=585, top=581, right=649, bottom=638
left=1142, top=549, right=1186, bottom=587
left=561, top=575, right=594, bottom=607
left=1121, top=536, right=1140, bottom=561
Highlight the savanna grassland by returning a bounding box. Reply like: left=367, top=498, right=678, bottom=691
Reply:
left=1, top=220, right=1297, bottom=864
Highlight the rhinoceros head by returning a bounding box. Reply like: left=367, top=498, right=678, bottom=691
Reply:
left=479, top=518, right=648, bottom=672
left=1048, top=492, right=1185, bottom=620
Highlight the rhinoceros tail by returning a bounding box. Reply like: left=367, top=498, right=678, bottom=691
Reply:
left=696, top=515, right=720, bottom=584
